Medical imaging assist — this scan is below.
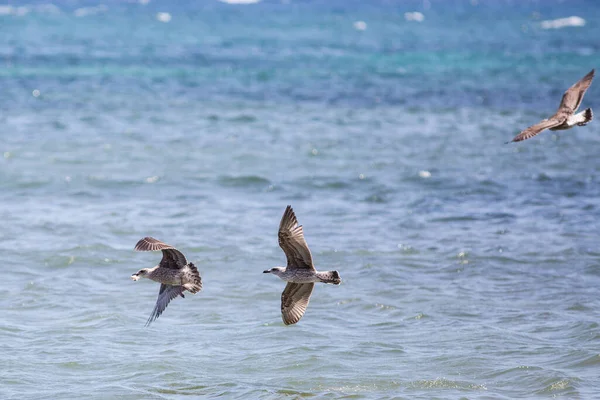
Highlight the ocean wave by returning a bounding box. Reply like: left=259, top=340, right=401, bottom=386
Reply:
left=0, top=5, right=28, bottom=16
left=74, top=5, right=107, bottom=18
left=541, top=16, right=585, bottom=29
left=218, top=0, right=261, bottom=4
left=218, top=175, right=271, bottom=188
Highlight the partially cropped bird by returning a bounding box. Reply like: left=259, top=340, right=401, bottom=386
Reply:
left=264, top=205, right=341, bottom=325
left=508, top=69, right=594, bottom=143
left=131, top=237, right=202, bottom=326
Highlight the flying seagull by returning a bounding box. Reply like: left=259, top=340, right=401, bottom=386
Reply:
left=131, top=237, right=202, bottom=326
left=263, top=205, right=341, bottom=325
left=508, top=69, right=594, bottom=143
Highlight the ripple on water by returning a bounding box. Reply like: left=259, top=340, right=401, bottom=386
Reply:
left=218, top=175, right=272, bottom=188
left=228, top=114, right=258, bottom=123
left=536, top=377, right=580, bottom=397
left=408, top=377, right=487, bottom=391
left=295, top=176, right=352, bottom=190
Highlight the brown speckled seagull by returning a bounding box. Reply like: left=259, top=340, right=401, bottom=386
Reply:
left=263, top=205, right=341, bottom=325
left=132, top=237, right=202, bottom=326
left=508, top=69, right=594, bottom=143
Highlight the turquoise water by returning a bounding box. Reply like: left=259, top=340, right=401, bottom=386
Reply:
left=2, top=1, right=600, bottom=398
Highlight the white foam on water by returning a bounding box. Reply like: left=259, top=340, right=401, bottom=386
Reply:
left=0, top=5, right=29, bottom=16
left=541, top=16, right=585, bottom=29
left=74, top=5, right=107, bottom=17
left=156, top=12, right=171, bottom=22
left=353, top=21, right=367, bottom=31
left=404, top=11, right=424, bottom=22
left=0, top=5, right=13, bottom=15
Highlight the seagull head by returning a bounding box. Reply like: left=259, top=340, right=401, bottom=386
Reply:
left=263, top=267, right=285, bottom=276
left=131, top=268, right=149, bottom=281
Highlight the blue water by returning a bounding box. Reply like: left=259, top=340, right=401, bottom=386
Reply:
left=2, top=1, right=600, bottom=398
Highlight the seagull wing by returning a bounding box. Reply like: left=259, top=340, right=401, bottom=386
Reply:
left=558, top=69, right=595, bottom=113
left=281, top=282, right=314, bottom=325
left=278, top=206, right=315, bottom=271
left=509, top=117, right=565, bottom=143
left=135, top=237, right=188, bottom=270
left=145, top=284, right=184, bottom=326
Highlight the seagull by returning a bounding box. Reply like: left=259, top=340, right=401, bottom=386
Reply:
left=508, top=69, right=594, bottom=143
left=263, top=205, right=341, bottom=325
left=131, top=237, right=202, bottom=326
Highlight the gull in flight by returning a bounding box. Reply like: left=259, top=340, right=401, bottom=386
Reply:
left=264, top=205, right=341, bottom=325
left=508, top=69, right=594, bottom=143
left=131, top=237, right=202, bottom=326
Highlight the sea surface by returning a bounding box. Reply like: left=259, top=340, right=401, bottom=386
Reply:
left=1, top=0, right=600, bottom=398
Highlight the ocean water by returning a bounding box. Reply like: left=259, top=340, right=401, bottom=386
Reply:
left=1, top=0, right=600, bottom=398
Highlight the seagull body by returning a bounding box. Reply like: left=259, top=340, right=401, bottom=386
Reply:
left=508, top=69, right=595, bottom=143
left=264, top=205, right=341, bottom=325
left=131, top=237, right=202, bottom=326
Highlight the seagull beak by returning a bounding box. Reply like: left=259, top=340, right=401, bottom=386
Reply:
left=263, top=270, right=270, bottom=274
left=131, top=274, right=140, bottom=281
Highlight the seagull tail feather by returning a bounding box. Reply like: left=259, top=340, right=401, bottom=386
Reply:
left=583, top=107, right=593, bottom=125
left=317, top=270, right=341, bottom=285
left=575, top=107, right=593, bottom=127
left=186, top=262, right=203, bottom=293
